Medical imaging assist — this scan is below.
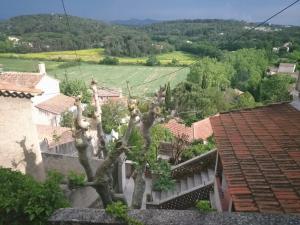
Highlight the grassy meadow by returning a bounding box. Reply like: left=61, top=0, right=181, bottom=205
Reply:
left=0, top=48, right=197, bottom=65
left=0, top=58, right=189, bottom=95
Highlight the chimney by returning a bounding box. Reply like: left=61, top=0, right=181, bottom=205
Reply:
left=38, top=63, right=46, bottom=75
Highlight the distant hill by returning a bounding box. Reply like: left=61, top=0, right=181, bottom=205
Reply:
left=112, top=18, right=161, bottom=26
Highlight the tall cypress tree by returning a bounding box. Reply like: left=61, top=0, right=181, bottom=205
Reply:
left=165, top=82, right=172, bottom=110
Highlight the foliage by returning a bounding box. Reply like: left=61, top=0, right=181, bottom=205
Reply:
left=151, top=160, right=175, bottom=192
left=224, top=48, right=269, bottom=98
left=182, top=136, right=215, bottom=161
left=260, top=74, right=295, bottom=103
left=145, top=55, right=160, bottom=66
left=67, top=171, right=86, bottom=189
left=60, top=111, right=74, bottom=128
left=173, top=82, right=231, bottom=124
left=187, top=57, right=234, bottom=90
left=195, top=200, right=213, bottom=212
left=0, top=168, right=69, bottom=225
left=102, top=100, right=128, bottom=134
left=232, top=91, right=257, bottom=110
left=57, top=61, right=80, bottom=69
left=82, top=103, right=96, bottom=118
left=60, top=76, right=92, bottom=104
left=106, top=201, right=143, bottom=225
left=165, top=82, right=172, bottom=110
left=99, top=56, right=119, bottom=65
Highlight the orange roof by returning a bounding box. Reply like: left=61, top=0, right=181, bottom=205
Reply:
left=0, top=72, right=43, bottom=88
left=35, top=94, right=75, bottom=114
left=0, top=81, right=42, bottom=97
left=37, top=125, right=73, bottom=147
left=163, top=118, right=213, bottom=142
left=210, top=103, right=300, bottom=214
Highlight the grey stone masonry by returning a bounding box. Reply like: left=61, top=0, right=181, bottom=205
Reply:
left=49, top=208, right=300, bottom=225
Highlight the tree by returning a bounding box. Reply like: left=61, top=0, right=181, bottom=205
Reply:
left=260, top=74, right=295, bottom=103
left=145, top=55, right=160, bottom=66
left=101, top=100, right=127, bottom=134
left=232, top=92, right=257, bottom=109
left=60, top=111, right=74, bottom=128
left=99, top=56, right=119, bottom=65
left=187, top=57, right=234, bottom=90
left=73, top=80, right=166, bottom=209
left=224, top=48, right=269, bottom=98
left=60, top=76, right=92, bottom=104
left=165, top=82, right=172, bottom=110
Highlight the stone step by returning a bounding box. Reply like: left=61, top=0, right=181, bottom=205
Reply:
left=208, top=168, right=215, bottom=180
left=187, top=176, right=195, bottom=189
left=153, top=191, right=161, bottom=202
left=180, top=178, right=188, bottom=192
left=176, top=181, right=181, bottom=194
left=161, top=191, right=167, bottom=200
left=201, top=170, right=209, bottom=185
left=194, top=173, right=202, bottom=186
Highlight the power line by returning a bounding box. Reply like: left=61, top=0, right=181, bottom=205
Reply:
left=130, top=0, right=300, bottom=90
left=60, top=0, right=82, bottom=74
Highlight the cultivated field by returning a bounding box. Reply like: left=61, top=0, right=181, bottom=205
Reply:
left=0, top=48, right=198, bottom=65
left=0, top=58, right=189, bottom=95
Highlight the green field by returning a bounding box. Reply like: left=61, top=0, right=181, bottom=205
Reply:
left=0, top=48, right=198, bottom=66
left=0, top=58, right=189, bottom=95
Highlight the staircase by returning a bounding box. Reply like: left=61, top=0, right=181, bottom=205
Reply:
left=146, top=149, right=217, bottom=209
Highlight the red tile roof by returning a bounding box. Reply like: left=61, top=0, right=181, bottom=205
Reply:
left=0, top=81, right=42, bottom=97
left=35, top=94, right=75, bottom=114
left=210, top=103, right=300, bottom=214
left=98, top=87, right=121, bottom=97
left=163, top=119, right=193, bottom=141
left=37, top=125, right=73, bottom=147
left=163, top=118, right=213, bottom=142
left=0, top=72, right=43, bottom=88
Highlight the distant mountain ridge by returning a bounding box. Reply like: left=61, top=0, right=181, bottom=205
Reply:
left=112, top=18, right=161, bottom=26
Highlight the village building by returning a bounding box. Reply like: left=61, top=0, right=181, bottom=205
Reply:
left=268, top=63, right=299, bottom=79
left=34, top=94, right=75, bottom=126
left=210, top=103, right=300, bottom=213
left=0, top=81, right=45, bottom=180
left=97, top=87, right=123, bottom=104
left=163, top=117, right=213, bottom=142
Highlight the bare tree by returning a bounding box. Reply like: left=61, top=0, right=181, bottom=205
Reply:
left=73, top=80, right=165, bottom=208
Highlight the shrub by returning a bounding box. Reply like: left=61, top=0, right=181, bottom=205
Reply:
left=82, top=103, right=96, bottom=118
left=60, top=111, right=74, bottom=128
left=151, top=160, right=175, bottom=191
left=195, top=200, right=213, bottom=212
left=99, top=56, right=119, bottom=65
left=67, top=171, right=85, bottom=189
left=0, top=168, right=69, bottom=225
left=145, top=55, right=160, bottom=66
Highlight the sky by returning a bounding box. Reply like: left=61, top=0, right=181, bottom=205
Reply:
left=1, top=0, right=300, bottom=25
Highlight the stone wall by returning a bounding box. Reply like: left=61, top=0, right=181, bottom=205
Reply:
left=42, top=152, right=102, bottom=176
left=49, top=208, right=300, bottom=225
left=0, top=96, right=45, bottom=180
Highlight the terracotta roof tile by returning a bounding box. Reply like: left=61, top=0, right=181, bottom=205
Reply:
left=35, top=94, right=75, bottom=114
left=0, top=72, right=43, bottom=88
left=37, top=125, right=74, bottom=147
left=210, top=103, right=300, bottom=214
left=163, top=117, right=213, bottom=142
left=0, top=81, right=42, bottom=97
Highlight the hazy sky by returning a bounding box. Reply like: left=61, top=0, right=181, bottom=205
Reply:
left=1, top=0, right=300, bottom=25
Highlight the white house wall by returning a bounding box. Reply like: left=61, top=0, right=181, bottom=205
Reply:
left=32, top=75, right=60, bottom=106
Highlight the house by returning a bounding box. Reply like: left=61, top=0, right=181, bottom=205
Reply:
left=34, top=94, right=76, bottom=126
left=37, top=125, right=76, bottom=156
left=210, top=103, right=300, bottom=214
left=97, top=87, right=123, bottom=104
left=0, top=63, right=60, bottom=106
left=0, top=81, right=45, bottom=180
left=163, top=117, right=213, bottom=142
left=267, top=63, right=299, bottom=79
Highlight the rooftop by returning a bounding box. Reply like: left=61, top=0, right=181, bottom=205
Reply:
left=163, top=117, right=213, bottom=142
left=0, top=80, right=42, bottom=98
left=210, top=103, right=300, bottom=214
left=278, top=63, right=296, bottom=74
left=37, top=125, right=73, bottom=147
left=35, top=94, right=75, bottom=114
left=0, top=71, right=43, bottom=88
